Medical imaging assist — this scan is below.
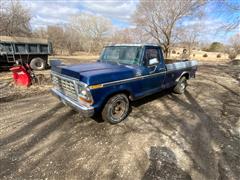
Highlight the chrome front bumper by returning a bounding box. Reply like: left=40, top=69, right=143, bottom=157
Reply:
left=51, top=88, right=94, bottom=117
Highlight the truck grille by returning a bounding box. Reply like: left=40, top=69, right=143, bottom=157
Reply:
left=51, top=74, right=78, bottom=101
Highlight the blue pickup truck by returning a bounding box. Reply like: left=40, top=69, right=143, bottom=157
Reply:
left=51, top=44, right=197, bottom=124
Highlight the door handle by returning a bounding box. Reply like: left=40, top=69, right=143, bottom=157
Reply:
left=149, top=65, right=157, bottom=74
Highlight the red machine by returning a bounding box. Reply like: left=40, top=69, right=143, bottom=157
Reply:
left=10, top=63, right=36, bottom=87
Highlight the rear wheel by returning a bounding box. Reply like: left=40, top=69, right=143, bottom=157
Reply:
left=102, top=93, right=129, bottom=124
left=173, top=76, right=187, bottom=94
left=30, top=58, right=46, bottom=70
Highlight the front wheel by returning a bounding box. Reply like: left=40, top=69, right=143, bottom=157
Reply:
left=102, top=93, right=129, bottom=124
left=173, top=76, right=187, bottom=94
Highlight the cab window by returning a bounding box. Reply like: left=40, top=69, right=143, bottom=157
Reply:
left=144, top=47, right=160, bottom=66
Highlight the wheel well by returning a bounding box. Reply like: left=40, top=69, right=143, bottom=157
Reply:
left=106, top=90, right=132, bottom=102
left=99, top=90, right=132, bottom=112
left=182, top=72, right=190, bottom=79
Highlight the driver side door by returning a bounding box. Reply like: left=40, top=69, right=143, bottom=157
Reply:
left=141, top=46, right=166, bottom=93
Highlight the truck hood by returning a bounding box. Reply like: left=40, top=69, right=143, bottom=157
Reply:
left=52, top=62, right=139, bottom=85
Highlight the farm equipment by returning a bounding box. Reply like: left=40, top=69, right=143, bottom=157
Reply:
left=10, top=61, right=37, bottom=87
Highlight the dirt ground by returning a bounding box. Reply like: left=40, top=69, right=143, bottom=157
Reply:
left=0, top=59, right=239, bottom=180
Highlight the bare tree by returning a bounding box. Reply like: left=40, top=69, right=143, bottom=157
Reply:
left=228, top=33, right=240, bottom=59
left=230, top=34, right=240, bottom=54
left=0, top=0, right=31, bottom=36
left=64, top=26, right=82, bottom=55
left=133, top=0, right=205, bottom=57
left=111, top=28, right=134, bottom=43
left=70, top=13, right=113, bottom=53
left=33, top=25, right=82, bottom=55
left=32, top=27, right=48, bottom=39
left=177, top=23, right=202, bottom=57
left=47, top=26, right=65, bottom=55
left=111, top=27, right=148, bottom=44
left=217, top=0, right=240, bottom=31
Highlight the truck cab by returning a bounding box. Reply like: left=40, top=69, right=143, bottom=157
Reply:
left=51, top=44, right=197, bottom=124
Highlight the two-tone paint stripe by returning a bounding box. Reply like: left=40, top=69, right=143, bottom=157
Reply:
left=95, top=66, right=197, bottom=88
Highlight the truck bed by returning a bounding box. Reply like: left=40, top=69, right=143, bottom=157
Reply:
left=165, top=60, right=198, bottom=71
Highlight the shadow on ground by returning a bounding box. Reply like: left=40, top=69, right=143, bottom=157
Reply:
left=0, top=63, right=239, bottom=179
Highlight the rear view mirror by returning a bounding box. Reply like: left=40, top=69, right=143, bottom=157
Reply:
left=149, top=58, right=159, bottom=65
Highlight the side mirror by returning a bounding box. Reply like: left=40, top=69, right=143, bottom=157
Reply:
left=148, top=58, right=159, bottom=66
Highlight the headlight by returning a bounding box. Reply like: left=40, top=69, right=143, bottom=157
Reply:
left=78, top=84, right=93, bottom=105
left=81, top=90, right=87, bottom=96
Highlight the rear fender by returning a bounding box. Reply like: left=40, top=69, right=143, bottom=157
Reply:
left=176, top=71, right=190, bottom=82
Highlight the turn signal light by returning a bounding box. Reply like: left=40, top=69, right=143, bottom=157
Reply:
left=79, top=96, right=93, bottom=105
left=89, top=84, right=103, bottom=89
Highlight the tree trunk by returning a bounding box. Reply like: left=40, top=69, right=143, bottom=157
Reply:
left=163, top=46, right=169, bottom=58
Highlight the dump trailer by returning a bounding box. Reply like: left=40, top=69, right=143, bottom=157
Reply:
left=0, top=36, right=52, bottom=70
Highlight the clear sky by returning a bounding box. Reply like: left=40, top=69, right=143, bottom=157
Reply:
left=21, top=0, right=239, bottom=44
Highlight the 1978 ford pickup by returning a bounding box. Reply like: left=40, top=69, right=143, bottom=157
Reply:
left=51, top=44, right=197, bottom=124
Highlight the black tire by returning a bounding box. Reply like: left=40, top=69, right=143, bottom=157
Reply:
left=102, top=93, right=129, bottom=124
left=30, top=58, right=46, bottom=70
left=173, top=76, right=187, bottom=94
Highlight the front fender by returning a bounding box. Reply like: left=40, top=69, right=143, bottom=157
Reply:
left=90, top=84, right=133, bottom=112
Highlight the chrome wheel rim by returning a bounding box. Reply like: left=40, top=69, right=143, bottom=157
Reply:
left=111, top=100, right=127, bottom=121
left=36, top=61, right=43, bottom=68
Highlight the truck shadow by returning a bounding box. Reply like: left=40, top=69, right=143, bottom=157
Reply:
left=91, top=113, right=104, bottom=123
left=164, top=90, right=239, bottom=179
left=121, top=86, right=239, bottom=179
left=131, top=88, right=173, bottom=108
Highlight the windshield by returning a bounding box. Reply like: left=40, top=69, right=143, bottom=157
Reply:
left=100, top=46, right=142, bottom=65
